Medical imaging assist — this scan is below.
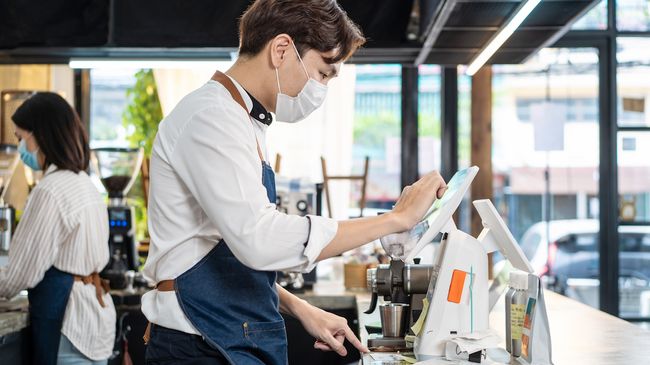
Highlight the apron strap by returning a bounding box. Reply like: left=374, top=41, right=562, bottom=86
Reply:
left=143, top=323, right=152, bottom=345
left=142, top=279, right=181, bottom=344
left=74, top=272, right=110, bottom=308
left=211, top=71, right=266, bottom=163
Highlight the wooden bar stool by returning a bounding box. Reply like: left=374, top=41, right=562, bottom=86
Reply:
left=320, top=156, right=369, bottom=218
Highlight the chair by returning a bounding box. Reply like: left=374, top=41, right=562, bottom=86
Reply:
left=320, top=156, right=369, bottom=218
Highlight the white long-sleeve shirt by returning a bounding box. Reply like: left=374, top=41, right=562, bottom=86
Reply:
left=0, top=165, right=116, bottom=360
left=141, top=75, right=338, bottom=334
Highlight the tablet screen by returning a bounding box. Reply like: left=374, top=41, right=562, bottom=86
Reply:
left=420, top=167, right=476, bottom=227
left=381, top=166, right=479, bottom=261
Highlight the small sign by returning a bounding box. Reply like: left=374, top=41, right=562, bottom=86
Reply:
left=530, top=102, right=566, bottom=152
left=622, top=97, right=645, bottom=113
left=622, top=137, right=637, bottom=151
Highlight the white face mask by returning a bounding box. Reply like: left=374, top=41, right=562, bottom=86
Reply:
left=274, top=42, right=328, bottom=123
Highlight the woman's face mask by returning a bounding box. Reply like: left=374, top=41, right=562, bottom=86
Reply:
left=274, top=42, right=328, bottom=123
left=18, top=133, right=42, bottom=171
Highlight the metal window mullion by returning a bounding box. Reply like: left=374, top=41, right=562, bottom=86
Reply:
left=599, top=36, right=620, bottom=316
left=401, top=66, right=420, bottom=189
left=441, top=66, right=459, bottom=182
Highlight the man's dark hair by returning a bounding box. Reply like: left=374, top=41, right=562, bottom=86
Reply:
left=12, top=92, right=90, bottom=174
left=239, top=0, right=365, bottom=63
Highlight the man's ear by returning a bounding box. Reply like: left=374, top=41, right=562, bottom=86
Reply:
left=269, top=34, right=293, bottom=69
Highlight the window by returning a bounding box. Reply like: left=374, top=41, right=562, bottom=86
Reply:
left=352, top=65, right=402, bottom=210
left=617, top=36, right=650, bottom=318
left=617, top=131, right=650, bottom=317
left=89, top=68, right=139, bottom=148
left=617, top=38, right=650, bottom=128
left=492, top=47, right=601, bottom=310
left=618, top=132, right=650, bottom=224
left=617, top=0, right=650, bottom=31
left=572, top=0, right=608, bottom=30
left=418, top=65, right=442, bottom=177
left=516, top=98, right=598, bottom=123
left=351, top=64, right=443, bottom=213
left=456, top=66, right=473, bottom=233
left=521, top=232, right=543, bottom=260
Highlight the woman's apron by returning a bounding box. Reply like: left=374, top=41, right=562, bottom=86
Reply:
left=28, top=266, right=74, bottom=365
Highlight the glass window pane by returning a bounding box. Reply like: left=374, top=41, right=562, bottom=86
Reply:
left=617, top=38, right=650, bottom=128
left=90, top=68, right=139, bottom=147
left=492, top=48, right=600, bottom=310
left=457, top=65, right=473, bottom=233
left=572, top=0, right=608, bottom=30
left=353, top=65, right=401, bottom=211
left=618, top=131, right=650, bottom=318
left=617, top=0, right=650, bottom=31
left=418, top=65, right=441, bottom=177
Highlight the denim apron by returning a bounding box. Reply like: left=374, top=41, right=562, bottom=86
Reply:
left=27, top=266, right=74, bottom=365
left=173, top=72, right=287, bottom=365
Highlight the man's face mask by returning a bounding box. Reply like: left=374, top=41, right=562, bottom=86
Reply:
left=274, top=42, right=328, bottom=123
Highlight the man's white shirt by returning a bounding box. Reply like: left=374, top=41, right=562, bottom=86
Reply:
left=141, top=76, right=338, bottom=334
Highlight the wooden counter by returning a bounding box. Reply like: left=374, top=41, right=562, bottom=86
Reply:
left=0, top=295, right=29, bottom=364
left=0, top=296, right=28, bottom=337
left=358, top=290, right=650, bottom=364
left=490, top=290, right=650, bottom=364
left=6, top=280, right=649, bottom=364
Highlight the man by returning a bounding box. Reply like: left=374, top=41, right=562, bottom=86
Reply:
left=142, top=1, right=447, bottom=364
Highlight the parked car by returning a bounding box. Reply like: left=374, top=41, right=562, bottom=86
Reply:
left=520, top=220, right=650, bottom=278
left=517, top=219, right=650, bottom=314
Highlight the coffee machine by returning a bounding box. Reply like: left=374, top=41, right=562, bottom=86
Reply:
left=275, top=179, right=322, bottom=292
left=0, top=144, right=19, bottom=258
left=91, top=147, right=144, bottom=289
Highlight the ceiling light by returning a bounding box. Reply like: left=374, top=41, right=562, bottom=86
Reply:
left=69, top=59, right=234, bottom=70
left=465, top=0, right=542, bottom=76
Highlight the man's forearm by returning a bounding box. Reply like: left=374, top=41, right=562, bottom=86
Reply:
left=316, top=211, right=405, bottom=261
left=277, top=283, right=308, bottom=318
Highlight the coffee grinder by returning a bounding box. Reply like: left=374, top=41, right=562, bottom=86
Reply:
left=0, top=144, right=20, bottom=258
left=91, top=147, right=144, bottom=289
left=365, top=258, right=434, bottom=350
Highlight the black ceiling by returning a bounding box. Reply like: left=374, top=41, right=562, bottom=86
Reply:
left=421, top=0, right=599, bottom=65
left=0, top=0, right=599, bottom=65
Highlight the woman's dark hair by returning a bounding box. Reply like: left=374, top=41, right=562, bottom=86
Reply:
left=12, top=92, right=90, bottom=173
left=239, top=0, right=365, bottom=64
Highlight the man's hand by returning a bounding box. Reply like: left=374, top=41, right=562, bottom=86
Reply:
left=391, top=170, right=447, bottom=231
left=294, top=299, right=369, bottom=356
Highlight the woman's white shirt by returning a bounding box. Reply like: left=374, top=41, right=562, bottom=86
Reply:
left=0, top=165, right=116, bottom=360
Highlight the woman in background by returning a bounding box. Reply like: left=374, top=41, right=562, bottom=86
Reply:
left=0, top=92, right=116, bottom=365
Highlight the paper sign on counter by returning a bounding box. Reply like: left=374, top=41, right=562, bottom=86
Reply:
left=411, top=297, right=429, bottom=336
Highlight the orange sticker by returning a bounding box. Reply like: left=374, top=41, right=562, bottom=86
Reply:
left=522, top=334, right=530, bottom=357
left=447, top=269, right=467, bottom=303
